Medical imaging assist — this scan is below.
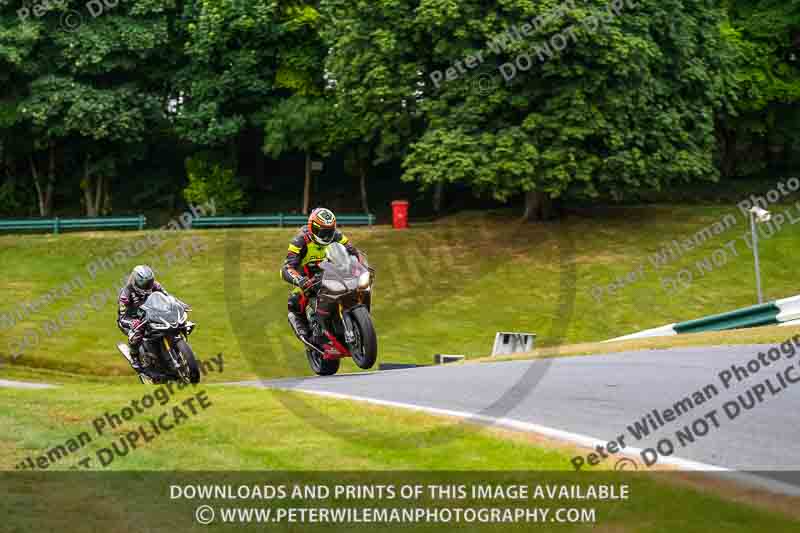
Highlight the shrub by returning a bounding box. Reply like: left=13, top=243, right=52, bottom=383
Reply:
left=0, top=180, right=24, bottom=216
left=182, top=156, right=247, bottom=214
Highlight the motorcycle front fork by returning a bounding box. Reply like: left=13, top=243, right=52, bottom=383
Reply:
left=342, top=310, right=356, bottom=344
left=309, top=302, right=354, bottom=344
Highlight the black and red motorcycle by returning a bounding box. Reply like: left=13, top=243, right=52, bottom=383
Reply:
left=298, top=243, right=377, bottom=376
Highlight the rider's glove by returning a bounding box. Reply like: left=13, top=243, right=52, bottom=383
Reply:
left=295, top=276, right=316, bottom=292
left=128, top=320, right=142, bottom=341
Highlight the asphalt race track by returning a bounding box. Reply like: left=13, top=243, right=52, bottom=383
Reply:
left=237, top=345, right=800, bottom=490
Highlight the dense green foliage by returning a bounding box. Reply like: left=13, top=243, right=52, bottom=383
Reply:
left=397, top=0, right=731, bottom=202
left=718, top=0, right=800, bottom=179
left=183, top=155, right=246, bottom=214
left=0, top=0, right=798, bottom=218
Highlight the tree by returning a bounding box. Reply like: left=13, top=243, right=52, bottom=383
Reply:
left=410, top=0, right=735, bottom=219
left=0, top=10, right=50, bottom=215
left=2, top=0, right=178, bottom=216
left=323, top=0, right=735, bottom=219
left=21, top=78, right=161, bottom=215
left=179, top=0, right=328, bottom=205
left=718, top=1, right=800, bottom=178
left=324, top=101, right=380, bottom=215
left=344, top=144, right=373, bottom=214
left=183, top=155, right=246, bottom=214
left=321, top=0, right=426, bottom=166
left=260, top=3, right=331, bottom=214
left=264, top=97, right=331, bottom=214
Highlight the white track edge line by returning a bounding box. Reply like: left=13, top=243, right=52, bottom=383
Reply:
left=273, top=385, right=800, bottom=497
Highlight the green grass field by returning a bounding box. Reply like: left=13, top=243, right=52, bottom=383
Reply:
left=2, top=384, right=799, bottom=531
left=4, top=205, right=800, bottom=529
left=1, top=205, right=799, bottom=382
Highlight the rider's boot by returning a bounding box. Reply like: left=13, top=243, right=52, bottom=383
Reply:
left=288, top=312, right=310, bottom=341
left=128, top=341, right=145, bottom=372
left=310, top=319, right=327, bottom=347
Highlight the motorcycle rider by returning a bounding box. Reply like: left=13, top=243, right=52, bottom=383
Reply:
left=281, top=207, right=362, bottom=343
left=117, top=265, right=170, bottom=371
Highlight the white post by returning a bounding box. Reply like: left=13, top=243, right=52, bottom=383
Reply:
left=751, top=211, right=763, bottom=304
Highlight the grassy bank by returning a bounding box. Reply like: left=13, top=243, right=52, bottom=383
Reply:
left=0, top=385, right=797, bottom=531
left=478, top=324, right=800, bottom=363
left=1, top=385, right=799, bottom=531
left=2, top=204, right=800, bottom=380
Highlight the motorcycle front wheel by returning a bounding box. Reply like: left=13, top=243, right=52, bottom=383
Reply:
left=174, top=338, right=201, bottom=384
left=350, top=306, right=378, bottom=370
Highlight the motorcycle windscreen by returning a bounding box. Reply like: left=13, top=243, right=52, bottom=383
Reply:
left=141, top=292, right=181, bottom=324
left=322, top=244, right=366, bottom=290
left=325, top=242, right=351, bottom=267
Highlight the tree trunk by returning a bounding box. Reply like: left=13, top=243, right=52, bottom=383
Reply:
left=303, top=152, right=312, bottom=215
left=103, top=181, right=112, bottom=215
left=94, top=174, right=103, bottom=216
left=44, top=145, right=55, bottom=216
left=523, top=191, right=555, bottom=221
left=718, top=125, right=737, bottom=179
left=433, top=182, right=444, bottom=214
left=30, top=155, right=46, bottom=217
left=359, top=160, right=369, bottom=214
left=255, top=129, right=268, bottom=191
left=83, top=155, right=98, bottom=217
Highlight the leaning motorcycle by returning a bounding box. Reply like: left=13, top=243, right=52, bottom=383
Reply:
left=299, top=243, right=378, bottom=376
left=116, top=293, right=200, bottom=384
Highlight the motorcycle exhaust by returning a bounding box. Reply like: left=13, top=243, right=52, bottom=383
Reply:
left=288, top=313, right=326, bottom=355
left=298, top=336, right=326, bottom=356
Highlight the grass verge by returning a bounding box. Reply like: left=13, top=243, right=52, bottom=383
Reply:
left=0, top=385, right=798, bottom=531
left=2, top=204, right=800, bottom=379
left=477, top=324, right=800, bottom=363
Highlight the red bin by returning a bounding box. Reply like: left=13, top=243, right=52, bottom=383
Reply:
left=391, top=200, right=409, bottom=230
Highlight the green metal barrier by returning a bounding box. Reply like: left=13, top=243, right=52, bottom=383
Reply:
left=192, top=214, right=376, bottom=228
left=673, top=302, right=781, bottom=334
left=0, top=213, right=376, bottom=235
left=0, top=216, right=146, bottom=234
left=608, top=300, right=786, bottom=342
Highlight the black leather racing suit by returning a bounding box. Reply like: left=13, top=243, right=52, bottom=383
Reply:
left=117, top=280, right=169, bottom=356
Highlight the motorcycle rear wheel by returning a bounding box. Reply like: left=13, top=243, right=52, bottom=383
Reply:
left=307, top=348, right=340, bottom=376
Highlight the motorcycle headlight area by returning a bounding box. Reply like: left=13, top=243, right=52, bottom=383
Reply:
left=151, top=318, right=178, bottom=330
left=322, top=279, right=347, bottom=293
left=358, top=271, right=371, bottom=289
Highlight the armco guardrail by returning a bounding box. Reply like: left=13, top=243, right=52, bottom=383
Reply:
left=605, top=294, right=800, bottom=342
left=0, top=216, right=146, bottom=235
left=192, top=214, right=376, bottom=228
left=674, top=302, right=781, bottom=334
left=0, top=213, right=376, bottom=235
